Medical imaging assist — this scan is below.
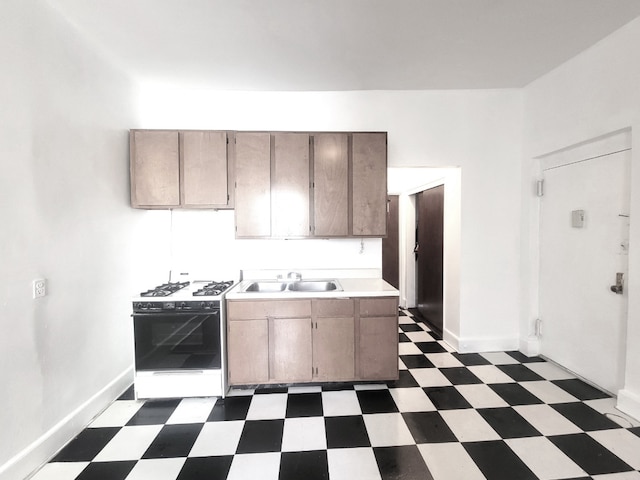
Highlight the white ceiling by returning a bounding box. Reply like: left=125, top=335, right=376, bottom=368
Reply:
left=46, top=0, right=640, bottom=91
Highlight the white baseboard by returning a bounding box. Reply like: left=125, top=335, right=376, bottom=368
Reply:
left=0, top=366, right=133, bottom=480
left=442, top=328, right=459, bottom=351
left=616, top=388, right=640, bottom=423
left=456, top=335, right=519, bottom=354
left=519, top=335, right=541, bottom=357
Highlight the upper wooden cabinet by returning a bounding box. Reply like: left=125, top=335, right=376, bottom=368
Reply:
left=130, top=129, right=232, bottom=209
left=235, top=132, right=271, bottom=237
left=130, top=130, right=180, bottom=208
left=313, top=133, right=349, bottom=237
left=352, top=133, right=387, bottom=236
left=272, top=133, right=310, bottom=238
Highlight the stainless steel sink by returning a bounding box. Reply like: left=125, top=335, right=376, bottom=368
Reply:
left=241, top=279, right=342, bottom=293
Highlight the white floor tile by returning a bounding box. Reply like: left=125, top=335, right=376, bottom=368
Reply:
left=418, top=443, right=486, bottom=480
left=439, top=409, right=500, bottom=442
left=30, top=462, right=89, bottom=480
left=405, top=331, right=435, bottom=343
left=327, top=448, right=382, bottom=480
left=592, top=472, right=640, bottom=480
left=589, top=429, right=640, bottom=470
left=354, top=384, right=388, bottom=391
left=227, top=388, right=255, bottom=396
left=321, top=390, right=362, bottom=416
left=455, top=384, right=509, bottom=409
left=424, top=353, right=463, bottom=368
left=514, top=404, right=582, bottom=436
left=288, top=385, right=322, bottom=394
left=281, top=417, right=327, bottom=451
left=124, top=457, right=186, bottom=480
left=523, top=361, right=575, bottom=380
left=398, top=357, right=407, bottom=370
left=389, top=387, right=436, bottom=412
left=89, top=400, right=144, bottom=428
left=398, top=342, right=423, bottom=355
left=506, top=437, right=587, bottom=480
left=410, top=368, right=452, bottom=388
left=166, top=397, right=217, bottom=424
left=93, top=425, right=163, bottom=461
left=438, top=341, right=455, bottom=352
left=467, top=365, right=517, bottom=384
left=246, top=393, right=288, bottom=420
left=227, top=452, right=281, bottom=480
left=399, top=315, right=414, bottom=325
left=585, top=398, right=640, bottom=428
left=363, top=413, right=414, bottom=447
left=519, top=380, right=579, bottom=404
left=480, top=352, right=520, bottom=365
left=189, top=420, right=244, bottom=457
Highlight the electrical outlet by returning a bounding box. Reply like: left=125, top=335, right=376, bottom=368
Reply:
left=33, top=279, right=46, bottom=298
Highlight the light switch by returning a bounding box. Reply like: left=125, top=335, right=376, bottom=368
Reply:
left=572, top=210, right=585, bottom=228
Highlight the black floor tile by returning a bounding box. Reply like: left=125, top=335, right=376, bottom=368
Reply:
left=374, top=445, right=433, bottom=480
left=324, top=415, right=370, bottom=448
left=255, top=386, right=289, bottom=394
left=356, top=389, right=399, bottom=414
left=142, top=423, right=203, bottom=459
left=402, top=411, right=458, bottom=443
left=398, top=310, right=408, bottom=316
left=177, top=456, right=233, bottom=480
left=477, top=407, right=541, bottom=439
left=497, top=364, right=545, bottom=382
left=286, top=392, right=323, bottom=418
left=415, top=342, right=447, bottom=354
left=236, top=419, right=284, bottom=454
left=117, top=385, right=135, bottom=400
left=126, top=399, right=181, bottom=426
left=399, top=354, right=435, bottom=369
left=464, top=440, right=537, bottom=480
left=551, top=402, right=622, bottom=431
left=51, top=427, right=121, bottom=462
left=552, top=379, right=610, bottom=401
left=505, top=351, right=545, bottom=363
left=423, top=386, right=472, bottom=410
left=398, top=332, right=411, bottom=343
left=399, top=323, right=424, bottom=332
left=439, top=367, right=483, bottom=385
left=549, top=433, right=633, bottom=475
left=321, top=383, right=355, bottom=391
left=630, top=426, right=640, bottom=438
left=75, top=461, right=136, bottom=480
left=451, top=352, right=491, bottom=366
left=386, top=370, right=419, bottom=388
left=207, top=396, right=252, bottom=421
left=489, top=383, right=543, bottom=406
left=279, top=450, right=328, bottom=480
left=425, top=329, right=442, bottom=341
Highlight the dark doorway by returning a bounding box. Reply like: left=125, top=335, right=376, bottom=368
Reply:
left=382, top=195, right=399, bottom=289
left=415, top=185, right=444, bottom=334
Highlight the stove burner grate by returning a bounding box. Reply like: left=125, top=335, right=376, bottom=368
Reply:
left=140, top=281, right=190, bottom=297
left=192, top=280, right=234, bottom=297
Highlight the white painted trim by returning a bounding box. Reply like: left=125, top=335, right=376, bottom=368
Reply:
left=1, top=367, right=133, bottom=480
left=457, top=335, right=520, bottom=354
left=617, top=389, right=640, bottom=423
left=442, top=327, right=459, bottom=351
left=519, top=335, right=541, bottom=357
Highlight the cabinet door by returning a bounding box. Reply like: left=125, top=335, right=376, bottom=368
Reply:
left=358, top=316, right=398, bottom=380
left=181, top=131, right=228, bottom=207
left=352, top=133, right=387, bottom=236
left=270, top=317, right=312, bottom=382
left=272, top=133, right=310, bottom=237
left=227, top=320, right=269, bottom=385
left=235, top=133, right=271, bottom=237
left=314, top=317, right=355, bottom=381
left=130, top=130, right=180, bottom=207
left=313, top=133, right=349, bottom=236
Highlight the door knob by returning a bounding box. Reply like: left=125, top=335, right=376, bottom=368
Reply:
left=610, top=272, right=624, bottom=295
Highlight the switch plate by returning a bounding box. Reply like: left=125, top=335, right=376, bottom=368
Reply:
left=33, top=279, right=46, bottom=298
left=571, top=210, right=585, bottom=228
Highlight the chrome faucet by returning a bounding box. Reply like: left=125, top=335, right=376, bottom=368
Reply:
left=287, top=271, right=302, bottom=281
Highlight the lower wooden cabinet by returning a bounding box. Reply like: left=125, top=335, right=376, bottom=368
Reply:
left=226, top=296, right=398, bottom=386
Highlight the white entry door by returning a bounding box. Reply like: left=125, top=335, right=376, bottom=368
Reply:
left=539, top=140, right=630, bottom=394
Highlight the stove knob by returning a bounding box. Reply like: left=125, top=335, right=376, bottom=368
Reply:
left=200, top=302, right=206, bottom=309
left=179, top=302, right=187, bottom=309
left=135, top=302, right=143, bottom=310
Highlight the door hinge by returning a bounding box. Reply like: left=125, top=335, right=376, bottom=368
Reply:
left=536, top=180, right=544, bottom=197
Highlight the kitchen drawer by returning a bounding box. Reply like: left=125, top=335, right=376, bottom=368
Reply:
left=227, top=299, right=312, bottom=319
left=359, top=297, right=398, bottom=317
left=312, top=298, right=355, bottom=317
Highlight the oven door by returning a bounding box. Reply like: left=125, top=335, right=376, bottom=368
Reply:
left=133, top=311, right=221, bottom=371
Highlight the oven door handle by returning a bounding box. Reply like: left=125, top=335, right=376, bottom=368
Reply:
left=132, top=311, right=220, bottom=317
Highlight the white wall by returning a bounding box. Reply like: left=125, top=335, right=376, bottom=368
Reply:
left=0, top=1, right=147, bottom=478
left=136, top=87, right=524, bottom=353
left=524, top=17, right=640, bottom=419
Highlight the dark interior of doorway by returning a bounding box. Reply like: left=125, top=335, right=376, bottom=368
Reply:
left=382, top=195, right=399, bottom=289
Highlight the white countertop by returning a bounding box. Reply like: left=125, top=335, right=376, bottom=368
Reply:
left=225, top=277, right=399, bottom=300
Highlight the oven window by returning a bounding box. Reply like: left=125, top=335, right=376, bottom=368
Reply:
left=134, top=313, right=221, bottom=371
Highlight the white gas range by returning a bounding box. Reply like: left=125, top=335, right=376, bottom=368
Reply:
left=132, top=279, right=235, bottom=399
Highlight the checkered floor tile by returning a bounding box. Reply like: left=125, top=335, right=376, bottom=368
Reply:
left=31, top=309, right=640, bottom=480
